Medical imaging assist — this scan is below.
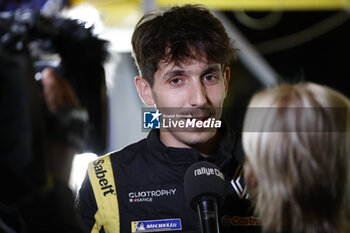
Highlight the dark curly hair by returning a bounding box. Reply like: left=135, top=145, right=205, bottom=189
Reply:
left=131, top=4, right=237, bottom=86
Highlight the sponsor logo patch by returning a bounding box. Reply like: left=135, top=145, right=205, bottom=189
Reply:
left=93, top=159, right=115, bottom=196
left=128, top=188, right=176, bottom=203
left=221, top=215, right=261, bottom=227
left=131, top=219, right=182, bottom=232
left=231, top=165, right=248, bottom=199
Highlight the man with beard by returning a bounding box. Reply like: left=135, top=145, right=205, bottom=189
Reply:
left=77, top=4, right=260, bottom=233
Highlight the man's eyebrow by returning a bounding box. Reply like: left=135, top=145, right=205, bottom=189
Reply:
left=163, top=65, right=221, bottom=78
left=163, top=69, right=185, bottom=78
left=201, top=66, right=221, bottom=75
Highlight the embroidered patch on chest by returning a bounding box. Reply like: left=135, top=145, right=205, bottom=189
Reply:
left=131, top=218, right=182, bottom=232
left=128, top=188, right=177, bottom=203
left=231, top=164, right=248, bottom=199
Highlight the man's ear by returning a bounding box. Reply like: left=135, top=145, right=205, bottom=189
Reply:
left=134, top=76, right=155, bottom=106
left=224, top=66, right=230, bottom=93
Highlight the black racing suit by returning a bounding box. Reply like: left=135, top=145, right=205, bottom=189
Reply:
left=77, top=123, right=261, bottom=233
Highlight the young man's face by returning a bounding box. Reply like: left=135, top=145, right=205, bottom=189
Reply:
left=136, top=57, right=230, bottom=148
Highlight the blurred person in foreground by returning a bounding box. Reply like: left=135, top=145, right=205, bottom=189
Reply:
left=242, top=82, right=350, bottom=233
left=0, top=2, right=108, bottom=229
left=77, top=4, right=260, bottom=233
left=0, top=66, right=87, bottom=233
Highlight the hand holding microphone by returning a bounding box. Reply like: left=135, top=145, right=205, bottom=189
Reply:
left=184, top=161, right=226, bottom=233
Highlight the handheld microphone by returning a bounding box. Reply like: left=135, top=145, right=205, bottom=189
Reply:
left=184, top=161, right=225, bottom=233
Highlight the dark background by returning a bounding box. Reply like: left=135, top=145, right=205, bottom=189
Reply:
left=221, top=10, right=350, bottom=131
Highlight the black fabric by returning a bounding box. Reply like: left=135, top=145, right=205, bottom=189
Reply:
left=77, top=122, right=260, bottom=233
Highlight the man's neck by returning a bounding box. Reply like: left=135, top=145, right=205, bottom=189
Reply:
left=159, top=130, right=222, bottom=158
left=193, top=132, right=221, bottom=158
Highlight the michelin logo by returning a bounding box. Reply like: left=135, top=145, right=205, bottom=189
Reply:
left=131, top=219, right=182, bottom=232
left=143, top=110, right=161, bottom=129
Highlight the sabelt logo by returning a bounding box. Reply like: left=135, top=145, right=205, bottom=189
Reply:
left=221, top=215, right=261, bottom=227
left=93, top=159, right=115, bottom=196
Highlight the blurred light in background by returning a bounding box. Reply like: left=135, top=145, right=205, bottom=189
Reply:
left=69, top=153, right=97, bottom=193
left=70, top=0, right=143, bottom=27
left=62, top=3, right=135, bottom=52
left=62, top=3, right=103, bottom=32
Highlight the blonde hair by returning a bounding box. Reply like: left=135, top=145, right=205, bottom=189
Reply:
left=242, top=82, right=350, bottom=233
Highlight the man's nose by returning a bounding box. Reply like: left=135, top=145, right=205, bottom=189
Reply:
left=189, top=81, right=207, bottom=107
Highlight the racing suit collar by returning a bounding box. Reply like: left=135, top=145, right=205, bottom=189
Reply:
left=212, top=120, right=237, bottom=168
left=146, top=129, right=201, bottom=165
left=146, top=120, right=236, bottom=168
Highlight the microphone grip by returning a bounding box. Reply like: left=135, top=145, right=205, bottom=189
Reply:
left=196, top=198, right=220, bottom=233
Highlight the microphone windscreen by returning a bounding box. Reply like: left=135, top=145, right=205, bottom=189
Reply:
left=184, top=161, right=226, bottom=208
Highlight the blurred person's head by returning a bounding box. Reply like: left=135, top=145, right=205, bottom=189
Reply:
left=242, top=82, right=350, bottom=233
